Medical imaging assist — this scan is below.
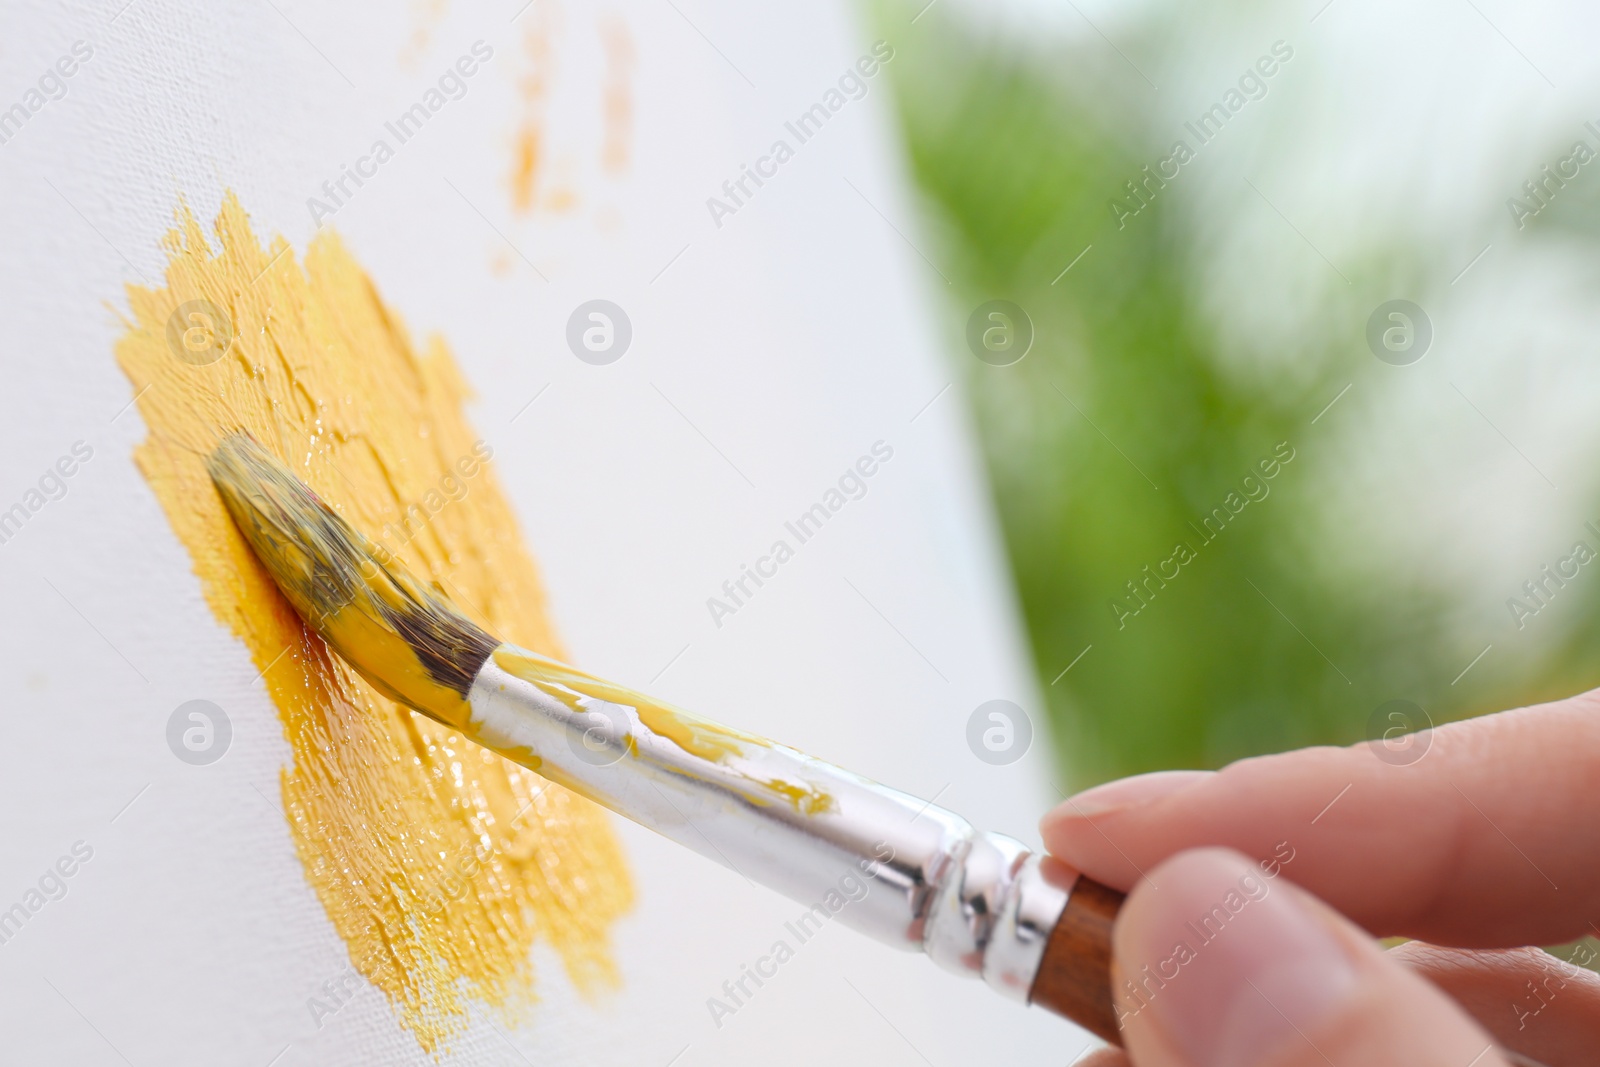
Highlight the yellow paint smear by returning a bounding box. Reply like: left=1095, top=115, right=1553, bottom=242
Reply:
left=599, top=15, right=634, bottom=174
left=493, top=646, right=835, bottom=816
left=114, top=194, right=631, bottom=1052
left=510, top=7, right=557, bottom=214
left=495, top=646, right=759, bottom=764
left=401, top=0, right=450, bottom=67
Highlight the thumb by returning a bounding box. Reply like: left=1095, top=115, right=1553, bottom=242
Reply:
left=1112, top=848, right=1509, bottom=1067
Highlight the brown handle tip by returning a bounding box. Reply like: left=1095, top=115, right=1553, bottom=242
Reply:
left=1028, top=863, right=1125, bottom=1046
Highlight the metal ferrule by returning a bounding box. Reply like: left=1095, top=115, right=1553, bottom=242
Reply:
left=467, top=648, right=1078, bottom=1002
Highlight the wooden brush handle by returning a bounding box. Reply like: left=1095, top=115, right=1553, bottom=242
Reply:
left=1029, top=866, right=1127, bottom=1045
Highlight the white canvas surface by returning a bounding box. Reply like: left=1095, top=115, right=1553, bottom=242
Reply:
left=0, top=0, right=1084, bottom=1063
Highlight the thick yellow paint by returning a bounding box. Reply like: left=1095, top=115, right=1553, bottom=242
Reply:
left=114, top=194, right=631, bottom=1052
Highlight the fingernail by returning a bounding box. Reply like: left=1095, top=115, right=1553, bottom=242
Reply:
left=1115, top=849, right=1358, bottom=1067
left=1058, top=770, right=1213, bottom=819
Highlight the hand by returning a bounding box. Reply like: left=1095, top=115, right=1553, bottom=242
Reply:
left=1040, top=688, right=1600, bottom=1067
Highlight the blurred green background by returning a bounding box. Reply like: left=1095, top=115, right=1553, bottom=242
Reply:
left=867, top=0, right=1600, bottom=788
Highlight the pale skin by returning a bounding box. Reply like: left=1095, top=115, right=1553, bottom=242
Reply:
left=1041, top=688, right=1600, bottom=1067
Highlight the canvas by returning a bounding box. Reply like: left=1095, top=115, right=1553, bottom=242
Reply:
left=0, top=0, right=1082, bottom=1063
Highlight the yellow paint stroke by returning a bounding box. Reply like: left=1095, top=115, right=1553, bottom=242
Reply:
left=599, top=15, right=634, bottom=174
left=113, top=194, right=631, bottom=1052
left=510, top=4, right=557, bottom=214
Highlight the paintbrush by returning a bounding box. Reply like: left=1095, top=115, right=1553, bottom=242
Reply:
left=203, top=432, right=1124, bottom=1044
left=205, top=435, right=1568, bottom=1067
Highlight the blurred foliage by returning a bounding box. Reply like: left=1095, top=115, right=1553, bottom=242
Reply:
left=867, top=4, right=1599, bottom=785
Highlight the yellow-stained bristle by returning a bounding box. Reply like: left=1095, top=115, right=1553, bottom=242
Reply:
left=206, top=433, right=497, bottom=728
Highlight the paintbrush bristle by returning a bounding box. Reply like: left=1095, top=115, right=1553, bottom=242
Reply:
left=206, top=433, right=498, bottom=726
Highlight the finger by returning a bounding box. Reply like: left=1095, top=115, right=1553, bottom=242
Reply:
left=1073, top=1050, right=1130, bottom=1067
left=1041, top=689, right=1600, bottom=945
left=1114, top=848, right=1510, bottom=1067
left=1392, top=941, right=1600, bottom=1067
